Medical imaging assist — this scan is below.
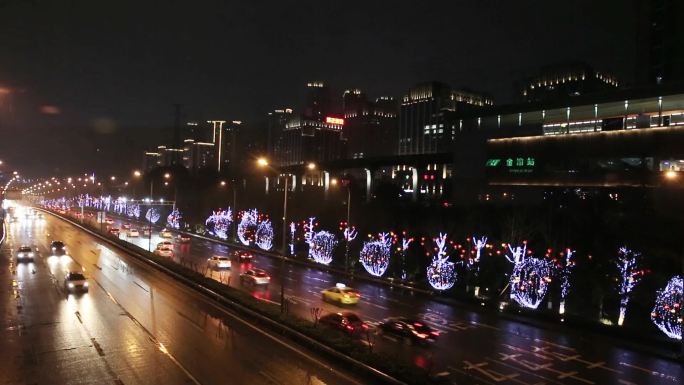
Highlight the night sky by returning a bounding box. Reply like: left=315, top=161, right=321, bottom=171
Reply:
left=0, top=0, right=637, bottom=176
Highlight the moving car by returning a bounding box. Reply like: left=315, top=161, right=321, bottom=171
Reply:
left=156, top=241, right=173, bottom=249
left=208, top=256, right=231, bottom=269
left=377, top=317, right=440, bottom=344
left=319, top=312, right=368, bottom=335
left=235, top=251, right=254, bottom=261
left=240, top=268, right=270, bottom=286
left=105, top=218, right=114, bottom=224
left=177, top=234, right=192, bottom=243
left=122, top=222, right=131, bottom=229
left=321, top=284, right=361, bottom=305
left=50, top=240, right=67, bottom=255
left=109, top=228, right=121, bottom=236
left=16, top=246, right=35, bottom=262
left=142, top=227, right=152, bottom=236
left=128, top=228, right=139, bottom=237
left=154, top=247, right=174, bottom=257
left=64, top=272, right=89, bottom=292
left=160, top=229, right=173, bottom=238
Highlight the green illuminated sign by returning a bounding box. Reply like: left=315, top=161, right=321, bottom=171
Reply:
left=486, top=157, right=536, bottom=168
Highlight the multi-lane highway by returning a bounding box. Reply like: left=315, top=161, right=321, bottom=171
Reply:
left=94, top=210, right=683, bottom=385
left=0, top=205, right=364, bottom=385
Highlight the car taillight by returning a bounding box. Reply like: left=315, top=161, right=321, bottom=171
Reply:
left=361, top=323, right=369, bottom=329
left=266, top=277, right=271, bottom=280
left=416, top=333, right=428, bottom=339
left=430, top=331, right=440, bottom=336
left=346, top=325, right=354, bottom=330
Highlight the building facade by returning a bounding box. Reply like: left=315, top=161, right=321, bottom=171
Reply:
left=520, top=63, right=620, bottom=103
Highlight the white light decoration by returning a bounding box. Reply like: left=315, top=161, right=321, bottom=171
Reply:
left=255, top=220, right=274, bottom=250
left=305, top=217, right=337, bottom=265
left=167, top=208, right=181, bottom=229
left=558, top=248, right=575, bottom=315
left=400, top=236, right=413, bottom=280
left=472, top=235, right=487, bottom=264
left=114, top=197, right=127, bottom=215
left=651, top=276, right=682, bottom=340
left=145, top=208, right=160, bottom=224
left=237, top=209, right=258, bottom=246
left=360, top=232, right=392, bottom=277
left=505, top=243, right=553, bottom=310
left=308, top=232, right=338, bottom=265
left=616, top=246, right=645, bottom=326
left=289, top=222, right=296, bottom=255
left=205, top=209, right=233, bottom=240
left=127, top=203, right=140, bottom=218
left=426, top=233, right=457, bottom=290
left=343, top=227, right=358, bottom=242
left=102, top=195, right=112, bottom=211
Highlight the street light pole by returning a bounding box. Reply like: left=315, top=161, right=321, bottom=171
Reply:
left=280, top=174, right=289, bottom=313
left=232, top=181, right=238, bottom=242
left=345, top=184, right=351, bottom=273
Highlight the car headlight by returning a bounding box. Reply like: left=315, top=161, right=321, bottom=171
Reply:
left=68, top=283, right=75, bottom=288
left=52, top=247, right=56, bottom=251
left=28, top=252, right=34, bottom=257
left=83, top=282, right=89, bottom=287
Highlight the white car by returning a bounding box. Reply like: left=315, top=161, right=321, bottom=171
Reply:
left=208, top=256, right=231, bottom=269
left=128, top=228, right=140, bottom=237
left=64, top=272, right=89, bottom=292
left=160, top=229, right=173, bottom=238
left=240, top=268, right=271, bottom=285
left=154, top=247, right=174, bottom=257
left=156, top=241, right=173, bottom=249
left=16, top=246, right=35, bottom=262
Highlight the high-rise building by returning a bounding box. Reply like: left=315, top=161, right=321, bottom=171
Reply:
left=399, top=82, right=492, bottom=155
left=278, top=116, right=345, bottom=166
left=266, top=108, right=293, bottom=164
left=343, top=89, right=398, bottom=159
left=182, top=139, right=215, bottom=172
left=304, top=81, right=332, bottom=119
left=636, top=0, right=684, bottom=86
left=520, top=63, right=620, bottom=103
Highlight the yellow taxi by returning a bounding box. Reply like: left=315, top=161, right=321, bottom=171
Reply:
left=321, top=283, right=361, bottom=305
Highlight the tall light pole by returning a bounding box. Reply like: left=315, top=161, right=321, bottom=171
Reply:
left=258, top=157, right=289, bottom=313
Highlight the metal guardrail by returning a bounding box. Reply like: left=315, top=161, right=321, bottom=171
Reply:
left=37, top=207, right=410, bottom=385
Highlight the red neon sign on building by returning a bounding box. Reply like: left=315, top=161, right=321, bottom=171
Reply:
left=325, top=117, right=345, bottom=125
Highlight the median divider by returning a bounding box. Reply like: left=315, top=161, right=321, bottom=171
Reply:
left=38, top=207, right=444, bottom=385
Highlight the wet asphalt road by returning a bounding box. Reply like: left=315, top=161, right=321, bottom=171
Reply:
left=0, top=208, right=364, bottom=385
left=94, top=211, right=684, bottom=385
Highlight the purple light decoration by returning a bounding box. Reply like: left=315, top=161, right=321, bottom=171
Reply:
left=255, top=220, right=274, bottom=250
left=651, top=276, right=682, bottom=340
left=616, top=246, right=644, bottom=326
left=360, top=232, right=392, bottom=277
left=205, top=209, right=233, bottom=240
left=167, top=208, right=181, bottom=229
left=127, top=203, right=140, bottom=218
left=400, top=237, right=413, bottom=280
left=145, top=208, right=160, bottom=224
left=343, top=227, right=358, bottom=242
left=426, top=233, right=457, bottom=291
left=237, top=209, right=258, bottom=246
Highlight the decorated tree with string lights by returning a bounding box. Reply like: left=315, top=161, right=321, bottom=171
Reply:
left=166, top=208, right=182, bottom=229
left=205, top=209, right=232, bottom=240
left=505, top=243, right=553, bottom=309
left=651, top=276, right=682, bottom=340
left=255, top=220, right=274, bottom=250
left=127, top=203, right=140, bottom=219
left=145, top=208, right=160, bottom=224
left=399, top=235, right=413, bottom=280
left=615, top=246, right=647, bottom=326
left=305, top=217, right=338, bottom=265
left=237, top=209, right=258, bottom=246
left=426, top=233, right=457, bottom=291
left=557, top=248, right=575, bottom=315
left=360, top=232, right=392, bottom=277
